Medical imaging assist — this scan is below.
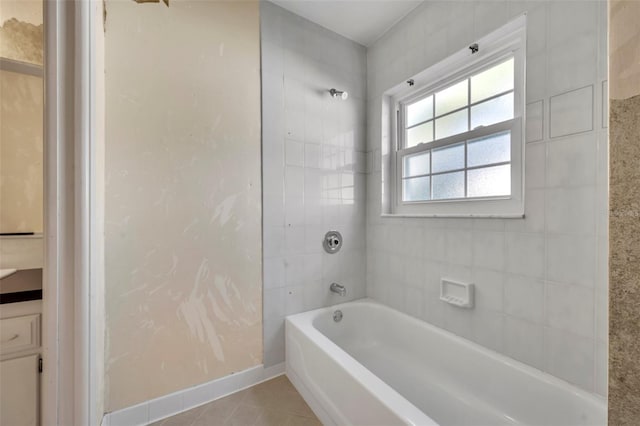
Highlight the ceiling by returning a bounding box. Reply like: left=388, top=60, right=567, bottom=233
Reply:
left=269, top=0, right=424, bottom=46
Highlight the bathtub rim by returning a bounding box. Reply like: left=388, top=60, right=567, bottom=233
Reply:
left=286, top=297, right=607, bottom=422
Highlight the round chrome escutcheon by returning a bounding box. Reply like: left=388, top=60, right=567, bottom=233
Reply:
left=323, top=230, right=343, bottom=254
left=333, top=310, right=343, bottom=322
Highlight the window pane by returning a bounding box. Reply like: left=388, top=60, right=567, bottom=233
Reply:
left=467, top=131, right=510, bottom=167
left=471, top=58, right=514, bottom=103
left=432, top=171, right=465, bottom=200
left=407, top=96, right=433, bottom=127
left=432, top=142, right=464, bottom=173
left=403, top=176, right=431, bottom=201
left=406, top=121, right=433, bottom=148
left=467, top=164, right=511, bottom=197
left=435, top=109, right=468, bottom=140
left=470, top=92, right=513, bottom=129
left=435, top=80, right=468, bottom=116
left=403, top=152, right=430, bottom=177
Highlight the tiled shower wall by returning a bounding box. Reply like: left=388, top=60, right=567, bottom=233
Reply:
left=261, top=2, right=367, bottom=366
left=366, top=1, right=608, bottom=396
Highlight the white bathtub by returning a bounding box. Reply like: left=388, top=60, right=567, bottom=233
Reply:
left=285, top=299, right=606, bottom=426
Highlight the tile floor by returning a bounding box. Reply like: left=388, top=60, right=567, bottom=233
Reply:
left=150, top=375, right=321, bottom=426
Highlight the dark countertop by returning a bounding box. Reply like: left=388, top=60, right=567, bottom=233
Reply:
left=0, top=268, right=42, bottom=304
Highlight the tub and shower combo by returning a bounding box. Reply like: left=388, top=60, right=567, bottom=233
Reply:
left=285, top=299, right=606, bottom=426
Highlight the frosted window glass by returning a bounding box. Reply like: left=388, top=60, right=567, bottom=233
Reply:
left=403, top=176, right=431, bottom=201
left=407, top=121, right=433, bottom=148
left=432, top=142, right=465, bottom=173
left=407, top=96, right=433, bottom=127
left=471, top=58, right=514, bottom=103
left=435, top=80, right=468, bottom=116
left=467, top=164, right=511, bottom=197
left=435, top=109, right=468, bottom=140
left=471, top=92, right=513, bottom=129
left=403, top=152, right=430, bottom=177
left=467, top=131, right=510, bottom=167
left=432, top=171, right=465, bottom=200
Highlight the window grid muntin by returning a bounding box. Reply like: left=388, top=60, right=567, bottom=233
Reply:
left=402, top=56, right=515, bottom=149
left=403, top=88, right=514, bottom=146
left=400, top=129, right=512, bottom=202
left=405, top=87, right=515, bottom=131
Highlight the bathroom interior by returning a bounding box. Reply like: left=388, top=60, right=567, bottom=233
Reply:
left=0, top=0, right=44, bottom=424
left=1, top=0, right=639, bottom=425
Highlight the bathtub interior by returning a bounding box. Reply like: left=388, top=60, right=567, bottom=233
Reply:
left=308, top=300, right=606, bottom=426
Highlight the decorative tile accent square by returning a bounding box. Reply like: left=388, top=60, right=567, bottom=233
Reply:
left=549, top=85, right=594, bottom=138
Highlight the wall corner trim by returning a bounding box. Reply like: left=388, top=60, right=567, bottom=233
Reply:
left=102, top=363, right=285, bottom=426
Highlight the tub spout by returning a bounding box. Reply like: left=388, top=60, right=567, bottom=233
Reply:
left=330, top=282, right=346, bottom=296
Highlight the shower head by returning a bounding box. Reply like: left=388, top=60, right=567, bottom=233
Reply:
left=329, top=88, right=348, bottom=100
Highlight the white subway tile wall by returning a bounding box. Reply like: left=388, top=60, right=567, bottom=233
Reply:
left=366, top=0, right=608, bottom=397
left=525, top=100, right=544, bottom=142
left=261, top=2, right=367, bottom=366
left=260, top=0, right=607, bottom=398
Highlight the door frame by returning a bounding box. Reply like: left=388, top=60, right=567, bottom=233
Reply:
left=42, top=0, right=103, bottom=424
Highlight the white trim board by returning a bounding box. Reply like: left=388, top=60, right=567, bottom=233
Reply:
left=42, top=0, right=97, bottom=423
left=102, top=363, right=285, bottom=426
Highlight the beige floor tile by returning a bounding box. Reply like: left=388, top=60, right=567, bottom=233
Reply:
left=253, top=408, right=291, bottom=426
left=155, top=405, right=207, bottom=426
left=241, top=378, right=313, bottom=418
left=273, top=390, right=315, bottom=418
left=154, top=376, right=319, bottom=426
left=253, top=375, right=296, bottom=394
left=191, top=392, right=245, bottom=426
left=285, top=414, right=322, bottom=426
left=244, top=377, right=316, bottom=418
left=191, top=415, right=227, bottom=426
left=240, top=387, right=281, bottom=410
left=223, top=404, right=263, bottom=426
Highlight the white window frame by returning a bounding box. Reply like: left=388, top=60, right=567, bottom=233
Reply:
left=387, top=15, right=526, bottom=218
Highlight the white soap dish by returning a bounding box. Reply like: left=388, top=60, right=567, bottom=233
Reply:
left=440, top=279, right=474, bottom=308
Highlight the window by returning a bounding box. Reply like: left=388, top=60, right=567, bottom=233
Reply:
left=388, top=16, right=526, bottom=217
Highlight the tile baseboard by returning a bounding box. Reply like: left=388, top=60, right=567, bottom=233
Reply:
left=102, top=363, right=285, bottom=426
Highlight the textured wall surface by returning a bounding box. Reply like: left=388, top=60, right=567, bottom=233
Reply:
left=104, top=0, right=262, bottom=411
left=0, top=69, right=43, bottom=233
left=608, top=0, right=640, bottom=423
left=0, top=0, right=43, bottom=65
left=366, top=0, right=608, bottom=396
left=260, top=2, right=367, bottom=366
left=0, top=0, right=43, bottom=234
left=0, top=0, right=43, bottom=273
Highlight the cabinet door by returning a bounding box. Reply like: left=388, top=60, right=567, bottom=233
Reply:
left=0, top=354, right=39, bottom=426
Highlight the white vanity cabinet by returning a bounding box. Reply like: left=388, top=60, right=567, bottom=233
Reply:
left=1, top=354, right=39, bottom=426
left=0, top=301, right=42, bottom=426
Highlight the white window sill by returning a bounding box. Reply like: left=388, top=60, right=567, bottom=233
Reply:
left=380, top=213, right=525, bottom=219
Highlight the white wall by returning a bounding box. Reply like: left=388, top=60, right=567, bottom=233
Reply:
left=261, top=2, right=368, bottom=366
left=366, top=0, right=608, bottom=396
